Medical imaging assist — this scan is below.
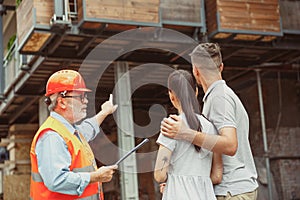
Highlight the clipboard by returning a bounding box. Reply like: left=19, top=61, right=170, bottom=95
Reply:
left=114, top=138, right=149, bottom=165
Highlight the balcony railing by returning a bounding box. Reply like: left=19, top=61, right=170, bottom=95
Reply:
left=2, top=38, right=33, bottom=94
left=3, top=39, right=21, bottom=93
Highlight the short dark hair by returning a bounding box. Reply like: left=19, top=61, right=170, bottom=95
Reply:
left=190, top=43, right=222, bottom=70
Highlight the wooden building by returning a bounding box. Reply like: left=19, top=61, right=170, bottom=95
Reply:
left=0, top=0, right=300, bottom=199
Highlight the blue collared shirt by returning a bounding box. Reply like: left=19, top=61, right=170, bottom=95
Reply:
left=35, top=112, right=100, bottom=196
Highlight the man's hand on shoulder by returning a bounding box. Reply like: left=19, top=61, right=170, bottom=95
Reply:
left=160, top=115, right=196, bottom=142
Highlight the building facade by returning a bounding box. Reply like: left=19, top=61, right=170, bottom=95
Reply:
left=0, top=0, right=300, bottom=199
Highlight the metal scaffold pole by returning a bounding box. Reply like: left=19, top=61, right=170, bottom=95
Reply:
left=0, top=3, right=4, bottom=97
left=114, top=61, right=139, bottom=200
left=256, top=70, right=273, bottom=200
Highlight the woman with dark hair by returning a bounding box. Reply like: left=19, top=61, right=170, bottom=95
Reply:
left=154, top=70, right=222, bottom=200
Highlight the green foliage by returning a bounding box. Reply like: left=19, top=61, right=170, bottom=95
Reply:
left=16, top=0, right=22, bottom=7
left=7, top=34, right=16, bottom=51
left=6, top=34, right=16, bottom=62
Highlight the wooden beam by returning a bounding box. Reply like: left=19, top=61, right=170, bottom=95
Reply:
left=9, top=96, right=39, bottom=124
left=47, top=34, right=67, bottom=55
left=9, top=123, right=38, bottom=134
left=1, top=138, right=32, bottom=144
left=77, top=24, right=107, bottom=56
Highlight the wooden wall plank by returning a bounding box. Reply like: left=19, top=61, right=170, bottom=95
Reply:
left=16, top=0, right=34, bottom=46
left=280, top=0, right=300, bottom=31
left=77, top=0, right=83, bottom=22
left=217, top=0, right=280, bottom=33
left=206, top=0, right=281, bottom=39
left=161, top=0, right=202, bottom=23
left=34, top=0, right=54, bottom=25
left=205, top=0, right=217, bottom=34
left=84, top=0, right=159, bottom=23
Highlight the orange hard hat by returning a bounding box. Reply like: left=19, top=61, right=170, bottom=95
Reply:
left=45, top=69, right=91, bottom=96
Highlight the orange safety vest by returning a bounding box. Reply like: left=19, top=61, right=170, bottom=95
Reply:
left=30, top=116, right=104, bottom=200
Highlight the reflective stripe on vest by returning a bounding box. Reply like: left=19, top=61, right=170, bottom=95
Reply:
left=32, top=164, right=95, bottom=183
left=31, top=172, right=43, bottom=182
left=30, top=116, right=101, bottom=200
left=73, top=165, right=95, bottom=173
left=30, top=193, right=99, bottom=200
left=77, top=193, right=100, bottom=200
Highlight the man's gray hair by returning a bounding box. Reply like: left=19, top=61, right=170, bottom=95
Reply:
left=47, top=93, right=59, bottom=111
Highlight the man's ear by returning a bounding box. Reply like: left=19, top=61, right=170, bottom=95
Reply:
left=193, top=65, right=200, bottom=77
left=57, top=97, right=67, bottom=109
left=219, top=63, right=224, bottom=72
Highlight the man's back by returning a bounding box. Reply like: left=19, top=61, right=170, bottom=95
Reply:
left=202, top=80, right=258, bottom=196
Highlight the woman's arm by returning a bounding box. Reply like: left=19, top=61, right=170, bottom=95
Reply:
left=210, top=153, right=223, bottom=185
left=154, top=145, right=172, bottom=183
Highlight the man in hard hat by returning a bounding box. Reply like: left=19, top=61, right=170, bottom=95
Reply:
left=30, top=69, right=118, bottom=200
